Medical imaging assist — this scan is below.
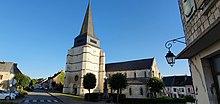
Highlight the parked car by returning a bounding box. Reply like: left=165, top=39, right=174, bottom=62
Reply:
left=0, top=90, right=16, bottom=100
left=11, top=90, right=20, bottom=97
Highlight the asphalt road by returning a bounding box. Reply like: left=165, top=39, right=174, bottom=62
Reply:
left=21, top=89, right=63, bottom=104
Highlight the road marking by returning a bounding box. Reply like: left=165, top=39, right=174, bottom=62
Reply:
left=24, top=100, right=29, bottom=103
left=33, top=100, right=37, bottom=102
left=40, top=100, right=44, bottom=102
left=53, top=100, right=58, bottom=102
left=47, top=99, right=52, bottom=102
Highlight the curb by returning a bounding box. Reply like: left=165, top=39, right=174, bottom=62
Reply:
left=47, top=92, right=64, bottom=103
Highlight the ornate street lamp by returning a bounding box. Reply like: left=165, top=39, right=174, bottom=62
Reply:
left=165, top=36, right=186, bottom=67
left=165, top=51, right=175, bottom=67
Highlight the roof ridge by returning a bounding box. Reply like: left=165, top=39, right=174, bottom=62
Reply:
left=106, top=58, right=154, bottom=65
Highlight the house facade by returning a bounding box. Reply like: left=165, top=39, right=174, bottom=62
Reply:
left=48, top=70, right=64, bottom=90
left=106, top=58, right=160, bottom=98
left=163, top=75, right=194, bottom=98
left=177, top=0, right=220, bottom=103
left=0, top=62, right=21, bottom=90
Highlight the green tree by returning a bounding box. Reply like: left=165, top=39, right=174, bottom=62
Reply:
left=109, top=73, right=127, bottom=103
left=14, top=73, right=31, bottom=88
left=59, top=71, right=65, bottom=85
left=83, top=73, right=96, bottom=94
left=147, top=77, right=164, bottom=98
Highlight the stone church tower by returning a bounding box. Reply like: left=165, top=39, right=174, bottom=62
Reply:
left=63, top=3, right=105, bottom=96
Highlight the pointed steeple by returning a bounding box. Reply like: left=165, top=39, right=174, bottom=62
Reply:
left=79, top=2, right=96, bottom=38
left=73, top=1, right=100, bottom=48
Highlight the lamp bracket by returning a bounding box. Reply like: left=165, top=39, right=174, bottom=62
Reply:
left=165, top=36, right=186, bottom=51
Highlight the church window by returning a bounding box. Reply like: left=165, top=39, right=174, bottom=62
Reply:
left=140, top=87, right=143, bottom=95
left=129, top=88, right=132, bottom=95
left=144, top=71, right=147, bottom=77
left=90, top=39, right=97, bottom=44
left=134, top=72, right=136, bottom=78
left=124, top=73, right=127, bottom=77
left=74, top=75, right=79, bottom=81
left=152, top=71, right=154, bottom=77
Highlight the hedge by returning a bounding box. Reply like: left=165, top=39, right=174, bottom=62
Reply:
left=122, top=98, right=195, bottom=104
left=84, top=93, right=126, bottom=103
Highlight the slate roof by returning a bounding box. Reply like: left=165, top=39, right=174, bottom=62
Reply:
left=163, top=75, right=193, bottom=87
left=0, top=62, right=21, bottom=74
left=79, top=2, right=97, bottom=38
left=0, top=62, right=14, bottom=72
left=105, top=58, right=154, bottom=72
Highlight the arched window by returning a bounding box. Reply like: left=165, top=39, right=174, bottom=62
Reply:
left=129, top=88, right=132, bottom=95
left=140, top=87, right=143, bottom=95
left=134, top=72, right=136, bottom=78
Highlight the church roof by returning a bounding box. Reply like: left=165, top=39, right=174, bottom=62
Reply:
left=79, top=2, right=96, bottom=38
left=105, top=58, right=154, bottom=72
left=163, top=75, right=193, bottom=87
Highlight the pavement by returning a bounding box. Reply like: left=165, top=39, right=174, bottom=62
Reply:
left=47, top=92, right=114, bottom=104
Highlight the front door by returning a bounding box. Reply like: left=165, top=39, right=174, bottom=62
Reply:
left=74, top=88, right=77, bottom=95
left=211, top=56, right=220, bottom=103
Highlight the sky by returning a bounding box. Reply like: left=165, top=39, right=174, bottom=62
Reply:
left=0, top=0, right=190, bottom=79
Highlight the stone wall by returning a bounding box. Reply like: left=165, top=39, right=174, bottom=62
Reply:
left=179, top=0, right=220, bottom=45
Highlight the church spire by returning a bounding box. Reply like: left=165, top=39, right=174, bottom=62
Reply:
left=79, top=2, right=96, bottom=38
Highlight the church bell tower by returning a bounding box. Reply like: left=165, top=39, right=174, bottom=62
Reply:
left=63, top=2, right=105, bottom=95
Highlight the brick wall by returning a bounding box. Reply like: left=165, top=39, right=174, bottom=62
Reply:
left=179, top=0, right=220, bottom=45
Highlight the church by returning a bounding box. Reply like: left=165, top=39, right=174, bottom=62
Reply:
left=63, top=3, right=160, bottom=98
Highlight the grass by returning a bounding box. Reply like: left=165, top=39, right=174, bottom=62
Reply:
left=62, top=93, right=84, bottom=101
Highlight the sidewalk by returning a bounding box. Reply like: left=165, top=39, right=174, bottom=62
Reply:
left=48, top=92, right=94, bottom=104
left=48, top=92, right=115, bottom=104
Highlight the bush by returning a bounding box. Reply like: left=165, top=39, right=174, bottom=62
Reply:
left=19, top=90, right=28, bottom=98
left=108, top=93, right=126, bottom=103
left=184, top=95, right=195, bottom=102
left=156, top=96, right=172, bottom=100
left=84, top=93, right=103, bottom=102
left=84, top=93, right=125, bottom=103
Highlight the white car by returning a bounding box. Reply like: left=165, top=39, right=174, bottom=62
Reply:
left=0, top=90, right=16, bottom=100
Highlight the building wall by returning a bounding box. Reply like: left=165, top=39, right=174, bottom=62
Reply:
left=189, top=41, right=220, bottom=104
left=179, top=0, right=220, bottom=45
left=0, top=72, right=14, bottom=90
left=106, top=58, right=160, bottom=98
left=63, top=44, right=105, bottom=95
left=179, top=0, right=220, bottom=103
left=107, top=69, right=151, bottom=78
left=124, top=85, right=146, bottom=98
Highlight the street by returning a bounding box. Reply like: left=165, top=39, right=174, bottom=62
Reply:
left=21, top=89, right=62, bottom=104
left=19, top=89, right=99, bottom=104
